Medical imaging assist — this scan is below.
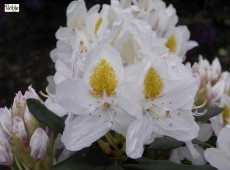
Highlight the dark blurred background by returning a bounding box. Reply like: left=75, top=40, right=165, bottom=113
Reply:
left=0, top=0, right=229, bottom=108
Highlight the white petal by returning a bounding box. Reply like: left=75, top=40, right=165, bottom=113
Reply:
left=54, top=59, right=72, bottom=84
left=210, top=115, right=222, bottom=136
left=46, top=76, right=56, bottom=95
left=153, top=111, right=199, bottom=141
left=217, top=127, right=230, bottom=157
left=126, top=114, right=153, bottom=159
left=56, top=79, right=97, bottom=115
left=55, top=27, right=73, bottom=43
left=197, top=123, right=213, bottom=142
left=170, top=145, right=206, bottom=165
left=66, top=0, right=87, bottom=29
left=117, top=82, right=142, bottom=118
left=62, top=110, right=112, bottom=151
left=204, top=148, right=230, bottom=170
left=44, top=98, right=67, bottom=117
left=110, top=106, right=135, bottom=136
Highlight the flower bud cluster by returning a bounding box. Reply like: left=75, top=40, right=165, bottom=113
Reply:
left=0, top=86, right=54, bottom=170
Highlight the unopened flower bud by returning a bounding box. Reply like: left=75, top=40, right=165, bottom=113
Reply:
left=0, top=107, right=12, bottom=140
left=24, top=106, right=39, bottom=138
left=12, top=91, right=26, bottom=117
left=0, top=128, right=13, bottom=166
left=30, top=128, right=49, bottom=160
left=13, top=116, right=28, bottom=145
left=24, top=86, right=40, bottom=100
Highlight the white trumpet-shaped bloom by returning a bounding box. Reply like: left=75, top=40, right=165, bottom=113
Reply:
left=55, top=44, right=136, bottom=151
left=124, top=54, right=200, bottom=158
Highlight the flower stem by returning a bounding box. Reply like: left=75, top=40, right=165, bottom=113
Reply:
left=14, top=156, right=24, bottom=170
left=105, top=132, right=118, bottom=151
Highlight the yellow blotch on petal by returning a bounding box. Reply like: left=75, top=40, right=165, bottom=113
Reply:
left=222, top=104, right=230, bottom=126
left=166, top=34, right=176, bottom=53
left=95, top=17, right=102, bottom=34
left=144, top=67, right=164, bottom=100
left=227, top=86, right=230, bottom=97
left=89, top=59, right=118, bottom=98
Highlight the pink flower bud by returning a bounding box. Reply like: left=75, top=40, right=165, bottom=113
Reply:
left=0, top=129, right=13, bottom=166
left=30, top=128, right=49, bottom=160
left=12, top=91, right=26, bottom=117
left=24, top=86, right=40, bottom=100
left=0, top=107, right=12, bottom=140
left=13, top=116, right=28, bottom=145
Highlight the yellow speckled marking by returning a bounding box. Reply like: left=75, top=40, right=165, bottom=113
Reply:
left=228, top=86, right=230, bottom=97
left=222, top=104, right=230, bottom=126
left=143, top=67, right=164, bottom=100
left=89, top=59, right=118, bottom=98
left=166, top=34, right=176, bottom=53
left=95, top=17, right=102, bottom=34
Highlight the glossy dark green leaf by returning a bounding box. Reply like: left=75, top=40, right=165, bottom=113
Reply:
left=148, top=136, right=184, bottom=150
left=26, top=98, right=65, bottom=134
left=123, top=159, right=216, bottom=170
left=106, top=164, right=124, bottom=170
left=194, top=107, right=223, bottom=122
left=52, top=144, right=112, bottom=170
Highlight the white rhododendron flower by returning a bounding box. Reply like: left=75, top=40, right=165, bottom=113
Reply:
left=124, top=53, right=200, bottom=158
left=44, top=0, right=200, bottom=160
left=56, top=44, right=135, bottom=151
left=204, top=126, right=230, bottom=170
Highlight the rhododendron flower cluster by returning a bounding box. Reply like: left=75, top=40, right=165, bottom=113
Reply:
left=1, top=0, right=229, bottom=170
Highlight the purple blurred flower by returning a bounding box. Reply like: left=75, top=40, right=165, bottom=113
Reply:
left=25, top=0, right=43, bottom=10
left=193, top=24, right=219, bottom=44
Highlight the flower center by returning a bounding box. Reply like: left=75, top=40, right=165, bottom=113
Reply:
left=89, top=59, right=118, bottom=98
left=95, top=17, right=102, bottom=34
left=143, top=67, right=164, bottom=100
left=165, top=34, right=176, bottom=53
left=222, top=104, right=230, bottom=126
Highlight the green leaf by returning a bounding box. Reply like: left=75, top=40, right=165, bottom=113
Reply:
left=192, top=139, right=214, bottom=148
left=123, top=159, right=216, bottom=170
left=193, top=107, right=223, bottom=122
left=26, top=99, right=65, bottom=134
left=147, top=136, right=184, bottom=150
left=52, top=144, right=112, bottom=170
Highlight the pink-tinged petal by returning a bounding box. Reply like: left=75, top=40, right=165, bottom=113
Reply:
left=62, top=110, right=112, bottom=151
left=56, top=79, right=97, bottom=115
left=126, top=114, right=153, bottom=159
left=13, top=116, right=28, bottom=145
left=0, top=128, right=13, bottom=166
left=0, top=107, right=12, bottom=140
left=30, top=128, right=49, bottom=160
left=153, top=111, right=199, bottom=142
left=204, top=148, right=230, bottom=170
left=24, top=86, right=40, bottom=100
left=12, top=91, right=26, bottom=116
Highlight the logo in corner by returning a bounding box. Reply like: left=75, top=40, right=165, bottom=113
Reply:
left=5, top=4, right=20, bottom=12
